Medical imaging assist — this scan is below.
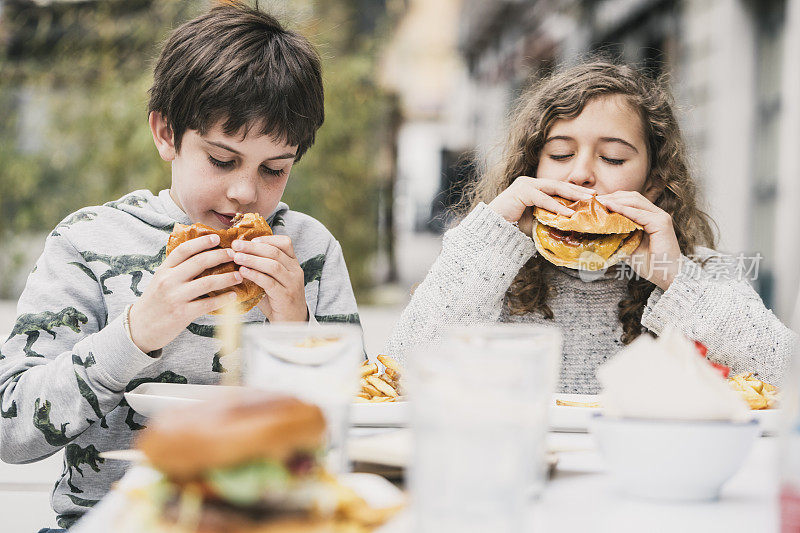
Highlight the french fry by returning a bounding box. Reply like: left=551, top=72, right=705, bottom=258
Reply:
left=555, top=399, right=602, bottom=408
left=360, top=363, right=378, bottom=377
left=366, top=375, right=399, bottom=398
left=369, top=396, right=394, bottom=403
left=728, top=373, right=779, bottom=410
left=377, top=373, right=396, bottom=387
left=363, top=383, right=382, bottom=398
left=377, top=354, right=401, bottom=373
left=356, top=354, right=405, bottom=403
left=326, top=471, right=403, bottom=530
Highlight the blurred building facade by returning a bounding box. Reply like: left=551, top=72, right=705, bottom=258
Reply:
left=381, top=0, right=800, bottom=321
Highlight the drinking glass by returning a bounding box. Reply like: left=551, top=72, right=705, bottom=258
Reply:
left=241, top=323, right=363, bottom=472
left=408, top=323, right=562, bottom=533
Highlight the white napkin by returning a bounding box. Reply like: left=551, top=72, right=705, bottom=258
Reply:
left=597, top=326, right=749, bottom=421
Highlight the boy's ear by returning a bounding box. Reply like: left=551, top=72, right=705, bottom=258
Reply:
left=149, top=111, right=177, bottom=162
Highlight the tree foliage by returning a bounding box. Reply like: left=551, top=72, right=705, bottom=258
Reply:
left=0, top=0, right=391, bottom=298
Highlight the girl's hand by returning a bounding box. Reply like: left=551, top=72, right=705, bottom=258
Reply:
left=231, top=235, right=308, bottom=322
left=595, top=191, right=682, bottom=290
left=129, top=234, right=241, bottom=354
left=487, top=177, right=596, bottom=234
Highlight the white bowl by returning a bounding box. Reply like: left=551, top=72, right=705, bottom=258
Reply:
left=590, top=414, right=759, bottom=501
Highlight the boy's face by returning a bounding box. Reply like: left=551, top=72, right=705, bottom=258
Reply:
left=149, top=112, right=298, bottom=229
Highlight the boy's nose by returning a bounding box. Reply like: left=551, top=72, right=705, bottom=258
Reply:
left=226, top=176, right=258, bottom=206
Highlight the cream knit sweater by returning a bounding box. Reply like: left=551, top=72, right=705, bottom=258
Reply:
left=384, top=203, right=797, bottom=393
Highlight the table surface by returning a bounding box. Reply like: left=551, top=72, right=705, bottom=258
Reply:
left=3, top=429, right=778, bottom=533
left=532, top=432, right=778, bottom=532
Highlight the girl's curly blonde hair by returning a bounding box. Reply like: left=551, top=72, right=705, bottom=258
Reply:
left=459, top=60, right=717, bottom=344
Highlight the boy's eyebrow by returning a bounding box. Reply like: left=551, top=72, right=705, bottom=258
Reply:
left=544, top=135, right=639, bottom=153
left=206, top=140, right=297, bottom=160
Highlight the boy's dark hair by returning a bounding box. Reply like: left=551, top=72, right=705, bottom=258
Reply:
left=148, top=1, right=323, bottom=160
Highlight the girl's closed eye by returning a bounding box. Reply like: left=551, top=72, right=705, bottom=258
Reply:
left=600, top=156, right=626, bottom=165
left=549, top=153, right=574, bottom=161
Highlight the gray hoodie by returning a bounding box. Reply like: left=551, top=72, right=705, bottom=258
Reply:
left=0, top=189, right=359, bottom=528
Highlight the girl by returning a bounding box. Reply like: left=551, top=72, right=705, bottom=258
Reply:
left=384, top=60, right=797, bottom=394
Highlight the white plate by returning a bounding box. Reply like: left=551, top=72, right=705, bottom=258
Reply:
left=549, top=393, right=602, bottom=432
left=549, top=393, right=781, bottom=434
left=124, top=383, right=245, bottom=417
left=751, top=408, right=781, bottom=434
left=349, top=429, right=411, bottom=467
left=71, top=465, right=406, bottom=533
left=351, top=401, right=409, bottom=427
left=125, top=383, right=410, bottom=428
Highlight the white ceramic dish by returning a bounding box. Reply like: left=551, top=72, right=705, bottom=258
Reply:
left=549, top=393, right=602, bottom=432
left=70, top=465, right=405, bottom=533
left=125, top=383, right=410, bottom=427
left=590, top=414, right=760, bottom=501
left=351, top=401, right=409, bottom=427
left=124, top=383, right=244, bottom=417
left=550, top=393, right=779, bottom=433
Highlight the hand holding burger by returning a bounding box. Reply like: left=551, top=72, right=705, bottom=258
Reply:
left=230, top=232, right=308, bottom=323
left=594, top=189, right=683, bottom=290
left=489, top=178, right=682, bottom=290
left=129, top=213, right=273, bottom=355
left=487, top=176, right=597, bottom=235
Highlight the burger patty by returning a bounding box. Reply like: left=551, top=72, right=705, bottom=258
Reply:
left=535, top=223, right=629, bottom=262
left=546, top=227, right=622, bottom=247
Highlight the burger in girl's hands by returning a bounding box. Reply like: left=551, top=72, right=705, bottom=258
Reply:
left=532, top=196, right=643, bottom=271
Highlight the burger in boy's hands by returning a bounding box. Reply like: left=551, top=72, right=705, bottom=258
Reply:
left=128, top=213, right=271, bottom=355
left=167, top=212, right=273, bottom=314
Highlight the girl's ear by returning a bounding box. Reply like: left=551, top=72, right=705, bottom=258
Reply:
left=149, top=111, right=177, bottom=162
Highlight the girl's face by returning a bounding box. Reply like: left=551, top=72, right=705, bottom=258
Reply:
left=151, top=112, right=298, bottom=229
left=536, top=94, right=651, bottom=197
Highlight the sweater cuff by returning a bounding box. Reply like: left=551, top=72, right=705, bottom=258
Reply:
left=88, top=314, right=159, bottom=390
left=451, top=202, right=536, bottom=265
left=641, top=255, right=708, bottom=334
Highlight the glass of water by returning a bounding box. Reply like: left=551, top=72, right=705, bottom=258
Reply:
left=408, top=323, right=562, bottom=533
left=241, top=323, right=363, bottom=472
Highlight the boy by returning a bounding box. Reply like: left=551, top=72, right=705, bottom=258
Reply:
left=0, top=3, right=359, bottom=529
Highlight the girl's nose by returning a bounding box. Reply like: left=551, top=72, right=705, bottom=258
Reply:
left=566, top=155, right=596, bottom=188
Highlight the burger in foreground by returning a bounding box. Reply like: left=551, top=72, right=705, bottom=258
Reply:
left=532, top=196, right=643, bottom=271
left=166, top=212, right=272, bottom=314
left=132, top=394, right=400, bottom=532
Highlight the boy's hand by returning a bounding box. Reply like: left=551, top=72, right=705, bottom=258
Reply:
left=128, top=234, right=242, bottom=354
left=231, top=235, right=308, bottom=322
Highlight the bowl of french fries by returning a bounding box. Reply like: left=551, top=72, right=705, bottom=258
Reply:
left=352, top=355, right=409, bottom=427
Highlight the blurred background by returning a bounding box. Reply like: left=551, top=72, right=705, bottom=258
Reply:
left=0, top=0, right=799, bottom=529
left=2, top=0, right=800, bottom=318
